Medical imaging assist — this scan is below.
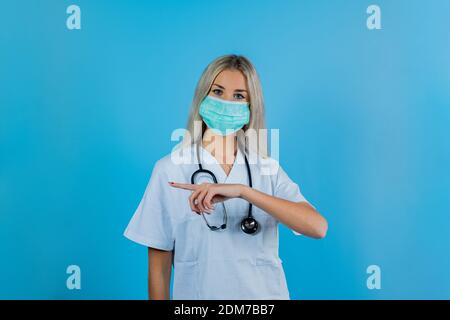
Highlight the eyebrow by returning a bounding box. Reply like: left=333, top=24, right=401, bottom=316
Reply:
left=212, top=83, right=248, bottom=92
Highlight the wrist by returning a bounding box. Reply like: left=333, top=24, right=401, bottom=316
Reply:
left=238, top=184, right=251, bottom=199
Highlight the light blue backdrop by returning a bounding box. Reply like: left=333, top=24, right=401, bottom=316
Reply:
left=1, top=0, right=449, bottom=299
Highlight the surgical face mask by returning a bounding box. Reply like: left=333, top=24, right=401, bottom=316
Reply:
left=199, top=95, right=250, bottom=136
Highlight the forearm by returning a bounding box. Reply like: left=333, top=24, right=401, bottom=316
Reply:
left=240, top=185, right=328, bottom=239
left=148, top=268, right=171, bottom=300
left=147, top=248, right=173, bottom=300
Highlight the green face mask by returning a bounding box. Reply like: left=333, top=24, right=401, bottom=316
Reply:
left=199, top=95, right=250, bottom=136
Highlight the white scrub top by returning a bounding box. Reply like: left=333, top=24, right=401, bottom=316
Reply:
left=124, top=143, right=311, bottom=300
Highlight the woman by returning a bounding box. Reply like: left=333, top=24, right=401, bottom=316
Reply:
left=124, top=54, right=328, bottom=300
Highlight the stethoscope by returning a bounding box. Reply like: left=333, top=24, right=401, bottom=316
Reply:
left=191, top=144, right=259, bottom=235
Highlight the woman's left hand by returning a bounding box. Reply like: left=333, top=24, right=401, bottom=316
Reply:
left=169, top=182, right=245, bottom=214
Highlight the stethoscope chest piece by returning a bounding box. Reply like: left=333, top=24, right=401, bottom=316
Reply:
left=241, top=217, right=259, bottom=234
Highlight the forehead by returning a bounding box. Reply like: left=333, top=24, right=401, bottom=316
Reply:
left=213, top=69, right=248, bottom=90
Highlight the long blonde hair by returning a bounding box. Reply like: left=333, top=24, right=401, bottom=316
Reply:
left=182, top=54, right=267, bottom=157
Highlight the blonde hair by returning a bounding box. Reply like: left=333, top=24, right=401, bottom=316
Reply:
left=182, top=54, right=267, bottom=157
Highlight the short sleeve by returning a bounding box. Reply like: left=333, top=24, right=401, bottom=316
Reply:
left=274, top=165, right=314, bottom=236
left=123, top=160, right=175, bottom=251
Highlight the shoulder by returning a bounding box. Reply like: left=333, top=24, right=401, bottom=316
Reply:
left=151, top=143, right=197, bottom=175
left=152, top=153, right=174, bottom=172
left=246, top=148, right=282, bottom=179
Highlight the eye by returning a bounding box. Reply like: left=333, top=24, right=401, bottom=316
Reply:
left=212, top=89, right=223, bottom=96
left=234, top=93, right=246, bottom=100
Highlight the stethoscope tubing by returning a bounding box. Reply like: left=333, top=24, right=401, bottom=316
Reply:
left=191, top=143, right=258, bottom=234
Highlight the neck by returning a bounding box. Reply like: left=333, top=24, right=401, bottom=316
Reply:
left=202, top=129, right=237, bottom=165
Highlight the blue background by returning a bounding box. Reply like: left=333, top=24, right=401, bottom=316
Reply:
left=1, top=0, right=449, bottom=299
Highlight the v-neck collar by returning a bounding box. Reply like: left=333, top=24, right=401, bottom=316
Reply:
left=198, top=143, right=244, bottom=183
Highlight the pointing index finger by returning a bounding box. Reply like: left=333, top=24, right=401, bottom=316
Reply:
left=169, top=182, right=198, bottom=191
